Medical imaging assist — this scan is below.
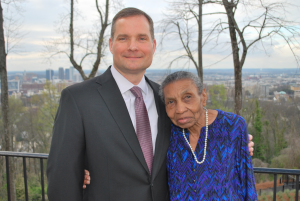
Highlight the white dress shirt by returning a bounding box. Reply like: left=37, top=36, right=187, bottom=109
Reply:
left=111, top=66, right=158, bottom=154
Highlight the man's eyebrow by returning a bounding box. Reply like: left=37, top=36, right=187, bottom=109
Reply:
left=116, top=34, right=128, bottom=38
left=138, top=34, right=149, bottom=37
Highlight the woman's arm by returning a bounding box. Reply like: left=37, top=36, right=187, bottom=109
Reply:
left=237, top=118, right=258, bottom=200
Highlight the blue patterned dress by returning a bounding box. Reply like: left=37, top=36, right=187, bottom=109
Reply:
left=167, top=110, right=258, bottom=201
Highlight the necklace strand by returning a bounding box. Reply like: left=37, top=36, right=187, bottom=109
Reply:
left=182, top=107, right=208, bottom=165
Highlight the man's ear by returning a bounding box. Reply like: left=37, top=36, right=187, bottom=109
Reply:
left=109, top=38, right=113, bottom=54
left=152, top=39, right=157, bottom=55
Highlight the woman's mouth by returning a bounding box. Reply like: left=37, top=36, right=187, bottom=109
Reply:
left=177, top=117, right=191, bottom=124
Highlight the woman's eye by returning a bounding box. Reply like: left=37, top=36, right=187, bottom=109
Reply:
left=168, top=100, right=174, bottom=104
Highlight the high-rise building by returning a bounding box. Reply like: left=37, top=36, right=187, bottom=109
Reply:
left=70, top=66, right=74, bottom=81
left=46, top=69, right=54, bottom=81
left=65, top=69, right=70, bottom=80
left=59, top=67, right=64, bottom=80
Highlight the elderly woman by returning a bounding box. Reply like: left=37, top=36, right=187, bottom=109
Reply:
left=160, top=71, right=257, bottom=200
left=83, top=71, right=257, bottom=200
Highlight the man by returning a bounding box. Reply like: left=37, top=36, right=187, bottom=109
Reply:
left=47, top=7, right=254, bottom=201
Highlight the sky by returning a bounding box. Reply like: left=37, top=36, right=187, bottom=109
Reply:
left=3, top=0, right=300, bottom=72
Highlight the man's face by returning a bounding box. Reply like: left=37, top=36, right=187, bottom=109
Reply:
left=109, top=15, right=156, bottom=76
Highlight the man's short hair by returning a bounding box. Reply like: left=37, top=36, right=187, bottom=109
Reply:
left=111, top=7, right=155, bottom=40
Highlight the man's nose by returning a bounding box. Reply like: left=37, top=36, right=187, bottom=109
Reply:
left=128, top=39, right=138, bottom=51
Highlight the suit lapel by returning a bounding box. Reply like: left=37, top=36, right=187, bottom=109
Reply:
left=96, top=68, right=150, bottom=174
left=146, top=78, right=170, bottom=181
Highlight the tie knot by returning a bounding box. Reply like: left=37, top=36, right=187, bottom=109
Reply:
left=130, top=86, right=143, bottom=98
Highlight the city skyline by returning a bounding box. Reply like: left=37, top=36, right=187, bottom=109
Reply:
left=3, top=0, right=300, bottom=71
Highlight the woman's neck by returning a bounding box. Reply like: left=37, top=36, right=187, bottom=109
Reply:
left=187, top=109, right=218, bottom=136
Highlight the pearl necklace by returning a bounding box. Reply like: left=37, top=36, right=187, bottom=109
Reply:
left=182, top=107, right=208, bottom=165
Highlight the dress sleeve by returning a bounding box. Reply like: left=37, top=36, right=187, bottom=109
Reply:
left=237, top=117, right=258, bottom=201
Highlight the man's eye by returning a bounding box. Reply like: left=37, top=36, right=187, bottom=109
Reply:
left=185, top=95, right=191, bottom=99
left=119, top=37, right=126, bottom=41
left=140, top=37, right=146, bottom=41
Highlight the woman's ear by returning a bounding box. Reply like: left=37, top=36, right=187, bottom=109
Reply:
left=201, top=89, right=207, bottom=106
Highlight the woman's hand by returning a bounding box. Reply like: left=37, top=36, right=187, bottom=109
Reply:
left=83, top=170, right=90, bottom=189
left=248, top=134, right=254, bottom=156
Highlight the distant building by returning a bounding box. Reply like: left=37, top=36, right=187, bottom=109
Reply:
left=59, top=67, right=64, bottom=80
left=260, top=85, right=270, bottom=99
left=295, top=90, right=300, bottom=99
left=65, top=69, right=70, bottom=80
left=46, top=69, right=54, bottom=81
left=70, top=67, right=74, bottom=81
left=32, top=77, right=38, bottom=83
left=22, top=83, right=45, bottom=92
left=73, top=73, right=83, bottom=82
left=291, top=85, right=300, bottom=91
left=23, top=71, right=37, bottom=82
left=274, top=91, right=289, bottom=102
left=0, top=79, right=20, bottom=95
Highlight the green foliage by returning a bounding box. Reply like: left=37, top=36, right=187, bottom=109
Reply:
left=207, top=85, right=232, bottom=112
left=15, top=173, right=48, bottom=201
left=253, top=100, right=265, bottom=161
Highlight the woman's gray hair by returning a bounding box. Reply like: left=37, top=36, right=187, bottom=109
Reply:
left=158, top=71, right=203, bottom=103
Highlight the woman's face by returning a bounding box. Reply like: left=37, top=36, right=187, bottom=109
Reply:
left=163, top=79, right=207, bottom=129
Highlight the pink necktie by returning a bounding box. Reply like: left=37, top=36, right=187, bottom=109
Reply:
left=130, top=86, right=153, bottom=174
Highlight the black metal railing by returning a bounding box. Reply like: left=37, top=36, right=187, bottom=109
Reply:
left=0, top=151, right=299, bottom=201
left=0, top=151, right=48, bottom=201
left=254, top=167, right=300, bottom=201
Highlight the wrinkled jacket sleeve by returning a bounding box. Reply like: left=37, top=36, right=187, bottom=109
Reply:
left=47, top=88, right=85, bottom=201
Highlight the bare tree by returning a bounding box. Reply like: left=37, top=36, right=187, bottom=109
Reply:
left=44, top=0, right=112, bottom=80
left=0, top=0, right=25, bottom=200
left=159, top=0, right=210, bottom=82
left=1, top=0, right=25, bottom=152
left=220, top=0, right=300, bottom=114
left=160, top=0, right=300, bottom=115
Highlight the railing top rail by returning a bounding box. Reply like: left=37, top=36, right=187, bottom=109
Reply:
left=0, top=151, right=48, bottom=159
left=0, top=151, right=299, bottom=175
left=254, top=167, right=300, bottom=175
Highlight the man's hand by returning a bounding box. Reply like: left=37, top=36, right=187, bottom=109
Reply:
left=83, top=170, right=90, bottom=189
left=248, top=134, right=254, bottom=156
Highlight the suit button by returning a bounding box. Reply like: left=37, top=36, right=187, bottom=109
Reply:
left=193, top=169, right=196, bottom=172
left=151, top=183, right=154, bottom=187
left=193, top=180, right=196, bottom=183
left=194, top=190, right=196, bottom=192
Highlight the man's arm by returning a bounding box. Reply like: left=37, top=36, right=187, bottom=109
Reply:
left=47, top=88, right=85, bottom=201
left=82, top=135, right=255, bottom=188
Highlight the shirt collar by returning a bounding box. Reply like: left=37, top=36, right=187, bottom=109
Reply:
left=111, top=65, right=148, bottom=95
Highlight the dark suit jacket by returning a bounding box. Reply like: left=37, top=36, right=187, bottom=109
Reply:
left=47, top=67, right=171, bottom=201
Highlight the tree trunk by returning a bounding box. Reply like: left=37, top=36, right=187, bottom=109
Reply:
left=197, top=0, right=203, bottom=83
left=0, top=2, right=16, bottom=201
left=223, top=0, right=242, bottom=115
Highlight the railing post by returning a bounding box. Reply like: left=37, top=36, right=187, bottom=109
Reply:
left=273, top=174, right=277, bottom=201
left=40, top=158, right=45, bottom=201
left=294, top=178, right=295, bottom=189
left=23, top=157, right=29, bottom=201
left=296, top=175, right=299, bottom=201
left=5, top=156, right=11, bottom=201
